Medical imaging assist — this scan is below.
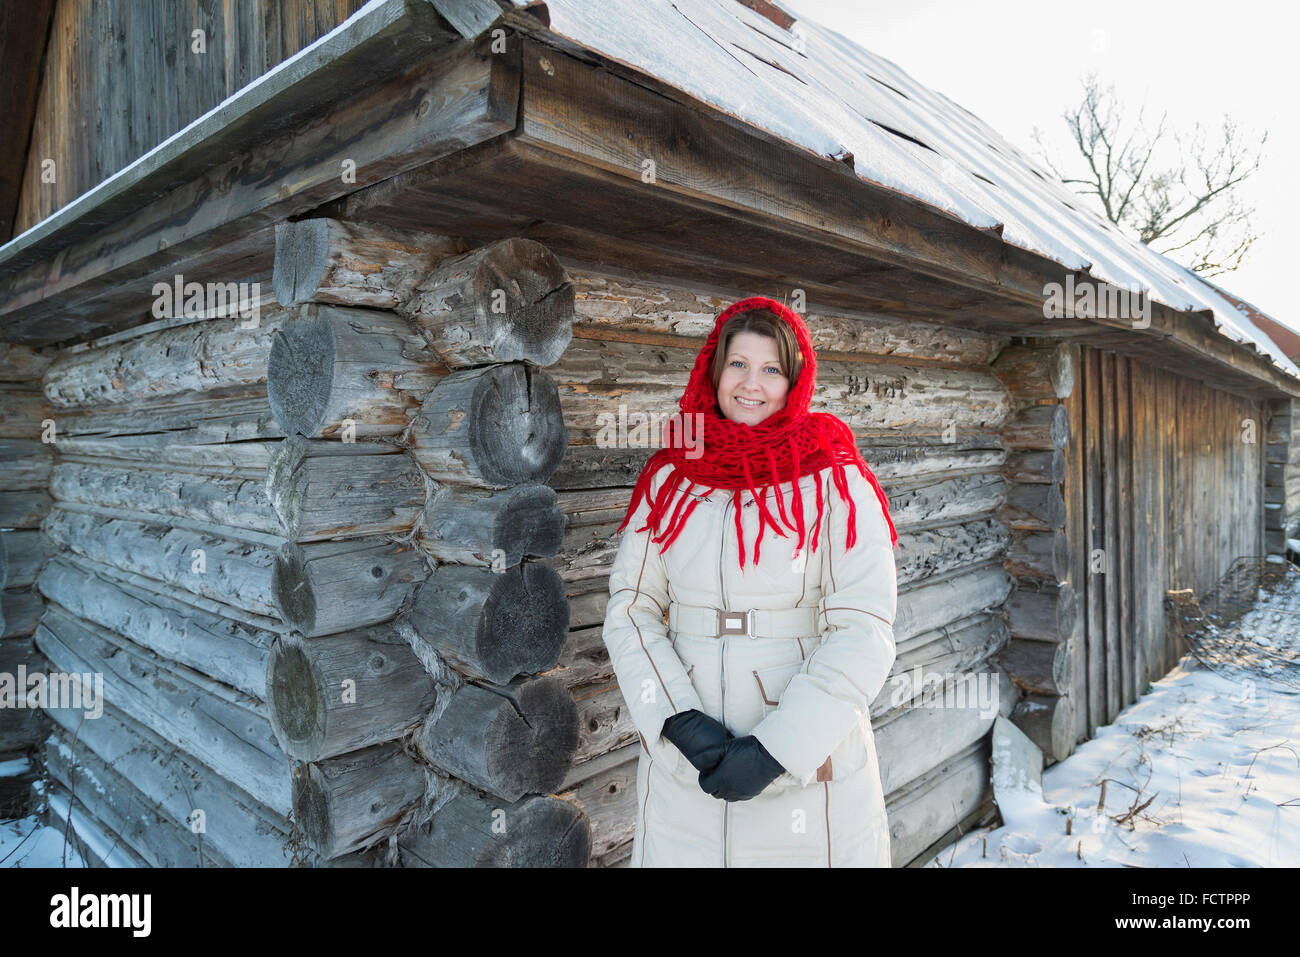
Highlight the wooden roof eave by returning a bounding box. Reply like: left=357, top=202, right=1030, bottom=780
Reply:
left=327, top=32, right=1300, bottom=402
left=2, top=2, right=1294, bottom=404
left=0, top=0, right=521, bottom=348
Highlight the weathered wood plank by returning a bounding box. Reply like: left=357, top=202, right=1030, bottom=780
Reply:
left=37, top=555, right=275, bottom=699
left=0, top=390, right=50, bottom=439
left=0, top=530, right=50, bottom=588
left=0, top=635, right=46, bottom=750
left=0, top=586, right=44, bottom=639
left=43, top=729, right=217, bottom=868
left=874, top=658, right=1017, bottom=796
left=567, top=268, right=1005, bottom=366
left=265, top=438, right=426, bottom=541
left=42, top=311, right=286, bottom=409
left=0, top=438, right=53, bottom=489
left=0, top=490, right=51, bottom=529
left=1100, top=352, right=1120, bottom=724
left=1083, top=346, right=1104, bottom=736
left=43, top=698, right=306, bottom=867
left=34, top=602, right=292, bottom=816
left=885, top=737, right=990, bottom=867
left=51, top=460, right=280, bottom=534
left=42, top=505, right=281, bottom=618
left=1116, top=355, right=1133, bottom=710
left=553, top=337, right=1009, bottom=439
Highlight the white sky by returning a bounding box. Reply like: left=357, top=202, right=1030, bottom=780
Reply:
left=784, top=0, right=1297, bottom=332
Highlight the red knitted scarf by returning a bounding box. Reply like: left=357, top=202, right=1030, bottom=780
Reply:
left=616, top=296, right=898, bottom=570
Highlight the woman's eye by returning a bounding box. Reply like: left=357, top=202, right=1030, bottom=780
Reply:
left=765, top=366, right=780, bottom=374
left=730, top=359, right=744, bottom=368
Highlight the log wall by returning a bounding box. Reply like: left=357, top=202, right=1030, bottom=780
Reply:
left=19, top=222, right=594, bottom=867
left=990, top=342, right=1077, bottom=765
left=0, top=343, right=55, bottom=816
left=24, top=288, right=341, bottom=863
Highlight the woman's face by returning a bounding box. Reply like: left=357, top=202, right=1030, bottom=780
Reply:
left=716, top=330, right=791, bottom=426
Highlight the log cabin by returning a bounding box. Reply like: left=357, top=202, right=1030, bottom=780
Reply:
left=1, top=0, right=1297, bottom=867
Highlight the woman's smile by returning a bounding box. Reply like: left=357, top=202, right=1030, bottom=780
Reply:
left=717, top=331, right=790, bottom=425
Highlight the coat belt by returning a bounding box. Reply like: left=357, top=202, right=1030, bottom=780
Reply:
left=668, top=602, right=819, bottom=639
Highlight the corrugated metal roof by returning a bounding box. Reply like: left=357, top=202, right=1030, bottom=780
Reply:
left=503, top=0, right=1299, bottom=380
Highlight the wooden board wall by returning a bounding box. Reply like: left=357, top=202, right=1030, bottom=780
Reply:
left=12, top=0, right=367, bottom=236
left=1065, top=345, right=1265, bottom=742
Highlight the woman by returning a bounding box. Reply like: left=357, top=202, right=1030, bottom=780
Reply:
left=602, top=295, right=901, bottom=867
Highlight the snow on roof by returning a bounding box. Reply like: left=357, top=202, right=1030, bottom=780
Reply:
left=505, top=0, right=1299, bottom=380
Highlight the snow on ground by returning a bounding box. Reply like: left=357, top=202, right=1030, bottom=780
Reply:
left=0, top=816, right=90, bottom=868
left=927, top=568, right=1300, bottom=867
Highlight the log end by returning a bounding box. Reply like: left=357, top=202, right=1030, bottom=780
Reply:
left=409, top=237, right=576, bottom=367
left=273, top=219, right=331, bottom=307
left=267, top=315, right=336, bottom=438
left=472, top=364, right=569, bottom=486
left=294, top=762, right=335, bottom=855
left=409, top=792, right=591, bottom=867
left=482, top=563, right=571, bottom=680
left=267, top=633, right=326, bottom=761
left=272, top=544, right=318, bottom=636
left=485, top=677, right=580, bottom=798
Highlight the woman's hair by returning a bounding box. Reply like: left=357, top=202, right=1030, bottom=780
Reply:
left=709, top=308, right=804, bottom=396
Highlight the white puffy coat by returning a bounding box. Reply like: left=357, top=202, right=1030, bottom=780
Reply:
left=602, top=459, right=898, bottom=867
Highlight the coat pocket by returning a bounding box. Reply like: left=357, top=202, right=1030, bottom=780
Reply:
left=752, top=661, right=803, bottom=711
left=820, top=716, right=875, bottom=783
left=643, top=719, right=689, bottom=778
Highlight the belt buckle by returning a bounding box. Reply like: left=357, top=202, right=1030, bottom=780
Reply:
left=717, top=608, right=755, bottom=638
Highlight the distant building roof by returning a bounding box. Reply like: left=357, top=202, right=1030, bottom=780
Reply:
left=503, top=0, right=1299, bottom=379
left=1191, top=273, right=1300, bottom=364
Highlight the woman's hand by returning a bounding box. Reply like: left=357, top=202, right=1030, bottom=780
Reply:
left=698, top=735, right=786, bottom=801
left=661, top=709, right=734, bottom=773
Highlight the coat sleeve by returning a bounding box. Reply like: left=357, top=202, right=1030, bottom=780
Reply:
left=602, top=464, right=706, bottom=748
left=750, top=465, right=898, bottom=786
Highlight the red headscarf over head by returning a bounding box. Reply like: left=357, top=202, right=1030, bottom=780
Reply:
left=615, top=295, right=898, bottom=569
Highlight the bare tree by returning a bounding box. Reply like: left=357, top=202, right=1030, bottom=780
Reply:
left=1031, top=71, right=1267, bottom=278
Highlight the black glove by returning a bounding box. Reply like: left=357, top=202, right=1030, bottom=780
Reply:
left=660, top=709, right=734, bottom=773
left=698, top=734, right=786, bottom=801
